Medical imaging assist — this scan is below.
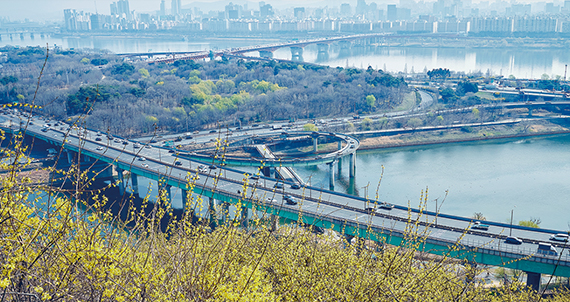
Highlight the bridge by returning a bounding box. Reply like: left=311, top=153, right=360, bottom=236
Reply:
left=2, top=110, right=570, bottom=291
left=122, top=33, right=464, bottom=64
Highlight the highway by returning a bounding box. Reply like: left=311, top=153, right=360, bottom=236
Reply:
left=2, top=110, right=570, bottom=279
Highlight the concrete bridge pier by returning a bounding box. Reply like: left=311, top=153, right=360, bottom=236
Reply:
left=259, top=50, right=274, bottom=58
left=163, top=184, right=172, bottom=204
left=208, top=197, right=217, bottom=228
left=328, top=160, right=336, bottom=190
left=116, top=167, right=125, bottom=195
left=221, top=202, right=230, bottom=225
left=131, top=173, right=139, bottom=198
left=526, top=271, right=541, bottom=291
left=270, top=214, right=278, bottom=232
left=344, top=234, right=354, bottom=248
left=290, top=46, right=303, bottom=61
left=261, top=166, right=275, bottom=178
left=317, top=43, right=329, bottom=54
left=66, top=150, right=74, bottom=164
left=313, top=137, right=318, bottom=152
left=337, top=141, right=343, bottom=175
left=349, top=152, right=356, bottom=178
left=182, top=189, right=189, bottom=210
left=240, top=205, right=249, bottom=228
left=339, top=40, right=352, bottom=51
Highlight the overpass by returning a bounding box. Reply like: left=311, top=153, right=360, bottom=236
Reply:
left=2, top=110, right=570, bottom=290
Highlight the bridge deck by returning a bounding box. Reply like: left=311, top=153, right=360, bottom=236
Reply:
left=3, top=112, right=570, bottom=278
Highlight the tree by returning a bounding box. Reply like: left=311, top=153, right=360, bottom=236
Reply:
left=518, top=218, right=541, bottom=228
left=472, top=212, right=486, bottom=221
left=303, top=123, right=318, bottom=131
left=407, top=117, right=423, bottom=129
left=427, top=68, right=450, bottom=81
left=456, top=81, right=478, bottom=96
left=439, top=88, right=457, bottom=104
left=365, top=95, right=376, bottom=110
left=138, top=68, right=150, bottom=78
left=472, top=108, right=480, bottom=118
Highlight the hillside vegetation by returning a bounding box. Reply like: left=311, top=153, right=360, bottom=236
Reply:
left=0, top=46, right=407, bottom=137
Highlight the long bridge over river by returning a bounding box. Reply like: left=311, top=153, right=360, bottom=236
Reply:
left=2, top=110, right=570, bottom=290
left=119, top=33, right=464, bottom=64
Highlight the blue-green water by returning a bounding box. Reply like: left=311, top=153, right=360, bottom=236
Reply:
left=294, top=135, right=570, bottom=230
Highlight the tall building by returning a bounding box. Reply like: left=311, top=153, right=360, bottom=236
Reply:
left=110, top=3, right=118, bottom=15
left=340, top=3, right=352, bottom=17
left=171, top=0, right=181, bottom=15
left=387, top=5, right=398, bottom=21
left=294, top=7, right=305, bottom=19
left=260, top=4, right=273, bottom=19
left=356, top=0, right=367, bottom=16
left=160, top=0, right=166, bottom=16
left=110, top=0, right=131, bottom=19
left=64, top=9, right=78, bottom=31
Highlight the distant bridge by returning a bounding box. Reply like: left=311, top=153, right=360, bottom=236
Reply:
left=119, top=33, right=465, bottom=64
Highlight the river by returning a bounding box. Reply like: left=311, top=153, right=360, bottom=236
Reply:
left=294, top=135, right=570, bottom=231
left=2, top=35, right=569, bottom=79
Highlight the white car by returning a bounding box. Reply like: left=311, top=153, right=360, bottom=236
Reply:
left=141, top=163, right=149, bottom=168
left=96, top=146, right=104, bottom=151
left=137, top=157, right=146, bottom=161
left=550, top=233, right=569, bottom=242
left=266, top=197, right=277, bottom=203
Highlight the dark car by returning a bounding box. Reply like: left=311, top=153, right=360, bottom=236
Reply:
left=209, top=130, right=217, bottom=133
left=290, top=183, right=301, bottom=189
left=274, top=182, right=284, bottom=189
left=209, top=165, right=217, bottom=170
left=505, top=236, right=523, bottom=245
left=168, top=150, right=175, bottom=153
left=174, top=161, right=182, bottom=166
left=250, top=175, right=260, bottom=180
left=95, top=137, right=102, bottom=141
left=283, top=195, right=297, bottom=205
left=122, top=141, right=128, bottom=145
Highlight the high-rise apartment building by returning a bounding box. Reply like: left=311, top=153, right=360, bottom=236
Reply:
left=171, top=0, right=182, bottom=15
left=160, top=0, right=166, bottom=16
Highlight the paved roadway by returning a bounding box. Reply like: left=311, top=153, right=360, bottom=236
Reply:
left=2, top=110, right=570, bottom=277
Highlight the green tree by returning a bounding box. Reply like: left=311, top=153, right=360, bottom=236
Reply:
left=365, top=95, right=376, bottom=110
left=80, top=58, right=90, bottom=64
left=138, top=68, right=150, bottom=78
left=303, top=123, right=318, bottom=131
left=407, top=117, right=423, bottom=129
left=472, top=108, right=480, bottom=118
left=518, top=218, right=541, bottom=228
left=427, top=68, right=450, bottom=81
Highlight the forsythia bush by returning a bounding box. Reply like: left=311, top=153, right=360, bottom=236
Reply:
left=1, top=132, right=570, bottom=301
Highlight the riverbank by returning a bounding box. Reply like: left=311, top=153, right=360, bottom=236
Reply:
left=355, top=119, right=570, bottom=151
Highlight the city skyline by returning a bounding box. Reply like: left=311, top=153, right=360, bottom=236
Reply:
left=3, top=0, right=570, bottom=22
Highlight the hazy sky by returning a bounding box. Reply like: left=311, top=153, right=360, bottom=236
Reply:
left=0, top=0, right=553, bottom=22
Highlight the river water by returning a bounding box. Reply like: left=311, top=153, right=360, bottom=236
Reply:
left=295, top=135, right=570, bottom=231
left=5, top=35, right=570, bottom=230
left=2, top=35, right=568, bottom=79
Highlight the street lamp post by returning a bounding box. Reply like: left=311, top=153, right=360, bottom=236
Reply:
left=509, top=207, right=516, bottom=236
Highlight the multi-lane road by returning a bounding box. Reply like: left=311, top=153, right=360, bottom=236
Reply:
left=2, top=110, right=570, bottom=278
